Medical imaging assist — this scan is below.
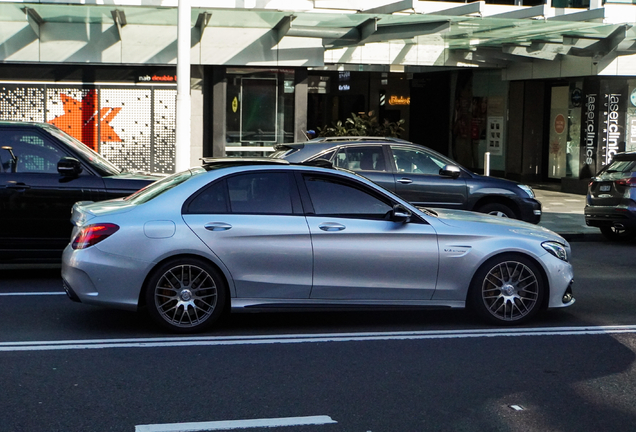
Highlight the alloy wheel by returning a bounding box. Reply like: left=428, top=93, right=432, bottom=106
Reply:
left=480, top=260, right=539, bottom=322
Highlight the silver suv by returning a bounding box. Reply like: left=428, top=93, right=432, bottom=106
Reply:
left=585, top=151, right=636, bottom=240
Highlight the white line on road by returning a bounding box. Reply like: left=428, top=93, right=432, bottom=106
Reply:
left=135, top=415, right=337, bottom=431
left=1, top=325, right=636, bottom=352
left=0, top=292, right=66, bottom=296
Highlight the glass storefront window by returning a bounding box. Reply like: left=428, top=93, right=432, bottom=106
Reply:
left=225, top=68, right=295, bottom=157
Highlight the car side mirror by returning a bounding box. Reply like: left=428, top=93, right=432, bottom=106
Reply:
left=58, top=157, right=83, bottom=177
left=439, top=164, right=461, bottom=179
left=391, top=204, right=411, bottom=223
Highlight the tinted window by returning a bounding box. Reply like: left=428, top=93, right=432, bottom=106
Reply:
left=0, top=130, right=65, bottom=174
left=603, top=159, right=636, bottom=174
left=391, top=146, right=445, bottom=175
left=187, top=180, right=228, bottom=214
left=304, top=176, right=392, bottom=217
left=127, top=168, right=206, bottom=204
left=227, top=172, right=293, bottom=214
left=334, top=146, right=386, bottom=172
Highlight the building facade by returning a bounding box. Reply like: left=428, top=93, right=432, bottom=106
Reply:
left=1, top=0, right=636, bottom=191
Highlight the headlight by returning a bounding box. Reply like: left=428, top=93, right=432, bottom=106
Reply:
left=542, top=241, right=568, bottom=262
left=518, top=184, right=535, bottom=198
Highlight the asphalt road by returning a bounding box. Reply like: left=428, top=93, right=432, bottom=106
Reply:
left=1, top=240, right=635, bottom=432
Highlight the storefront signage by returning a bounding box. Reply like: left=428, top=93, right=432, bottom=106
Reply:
left=584, top=93, right=597, bottom=167
left=601, top=93, right=623, bottom=165
left=138, top=74, right=177, bottom=82
left=388, top=96, right=410, bottom=105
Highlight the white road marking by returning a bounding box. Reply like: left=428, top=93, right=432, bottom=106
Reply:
left=1, top=325, right=636, bottom=352
left=135, top=415, right=336, bottom=431
left=0, top=292, right=66, bottom=296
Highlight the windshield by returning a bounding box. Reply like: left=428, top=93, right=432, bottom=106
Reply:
left=125, top=167, right=207, bottom=204
left=43, top=125, right=122, bottom=176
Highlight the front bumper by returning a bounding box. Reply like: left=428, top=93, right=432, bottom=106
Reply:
left=516, top=197, right=542, bottom=224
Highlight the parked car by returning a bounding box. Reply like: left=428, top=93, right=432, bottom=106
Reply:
left=62, top=158, right=574, bottom=333
left=585, top=151, right=636, bottom=240
left=0, top=121, right=162, bottom=264
left=271, top=137, right=542, bottom=224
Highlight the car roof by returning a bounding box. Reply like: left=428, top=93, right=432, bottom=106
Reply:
left=612, top=151, right=636, bottom=160
left=0, top=120, right=51, bottom=128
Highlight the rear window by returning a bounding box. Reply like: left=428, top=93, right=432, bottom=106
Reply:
left=603, top=159, right=636, bottom=175
left=125, top=167, right=207, bottom=204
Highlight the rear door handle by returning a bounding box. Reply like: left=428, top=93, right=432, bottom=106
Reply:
left=204, top=222, right=232, bottom=231
left=318, top=222, right=346, bottom=232
left=397, top=178, right=413, bottom=184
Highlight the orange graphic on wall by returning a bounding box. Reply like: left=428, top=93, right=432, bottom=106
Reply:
left=48, top=89, right=122, bottom=151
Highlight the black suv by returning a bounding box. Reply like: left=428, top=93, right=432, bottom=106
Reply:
left=585, top=151, right=636, bottom=240
left=0, top=121, right=162, bottom=264
left=272, top=137, right=541, bottom=223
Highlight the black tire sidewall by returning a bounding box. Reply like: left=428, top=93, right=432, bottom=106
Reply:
left=469, top=254, right=545, bottom=325
left=145, top=257, right=227, bottom=333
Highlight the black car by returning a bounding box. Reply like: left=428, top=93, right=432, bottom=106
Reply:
left=272, top=137, right=541, bottom=223
left=0, top=121, right=162, bottom=264
left=585, top=151, right=636, bottom=240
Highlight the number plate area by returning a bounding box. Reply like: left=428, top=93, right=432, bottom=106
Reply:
left=600, top=184, right=611, bottom=192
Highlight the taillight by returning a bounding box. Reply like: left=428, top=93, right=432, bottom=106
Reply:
left=615, top=177, right=636, bottom=187
left=72, top=223, right=119, bottom=250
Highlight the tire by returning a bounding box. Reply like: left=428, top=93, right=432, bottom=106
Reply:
left=469, top=254, right=544, bottom=325
left=477, top=203, right=516, bottom=219
left=599, top=226, right=636, bottom=242
left=145, top=257, right=227, bottom=333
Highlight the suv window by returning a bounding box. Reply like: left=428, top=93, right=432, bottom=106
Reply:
left=391, top=146, right=445, bottom=175
left=304, top=175, right=392, bottom=218
left=334, top=146, right=386, bottom=172
left=602, top=159, right=636, bottom=175
left=0, top=130, right=65, bottom=174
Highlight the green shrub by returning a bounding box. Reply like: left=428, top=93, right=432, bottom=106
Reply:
left=316, top=111, right=405, bottom=138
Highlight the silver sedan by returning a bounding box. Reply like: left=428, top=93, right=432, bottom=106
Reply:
left=61, top=158, right=574, bottom=333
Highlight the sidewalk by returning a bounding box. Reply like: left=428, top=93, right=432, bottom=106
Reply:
left=532, top=187, right=601, bottom=241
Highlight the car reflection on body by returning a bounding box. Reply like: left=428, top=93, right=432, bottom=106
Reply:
left=61, top=158, right=574, bottom=333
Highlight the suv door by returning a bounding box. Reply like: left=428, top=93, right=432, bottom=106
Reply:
left=299, top=172, right=438, bottom=300
left=389, top=145, right=468, bottom=209
left=331, top=145, right=396, bottom=193
left=0, top=128, right=106, bottom=262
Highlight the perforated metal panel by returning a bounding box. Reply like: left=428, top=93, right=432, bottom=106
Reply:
left=0, top=86, right=45, bottom=122
left=153, top=89, right=177, bottom=173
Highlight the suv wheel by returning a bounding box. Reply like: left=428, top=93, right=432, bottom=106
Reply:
left=600, top=226, right=636, bottom=241
left=477, top=203, right=516, bottom=219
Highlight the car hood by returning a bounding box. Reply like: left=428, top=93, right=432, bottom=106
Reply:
left=425, top=207, right=565, bottom=243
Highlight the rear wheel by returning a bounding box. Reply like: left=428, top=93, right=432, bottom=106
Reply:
left=145, top=258, right=226, bottom=333
left=477, top=203, right=516, bottom=219
left=469, top=254, right=544, bottom=325
left=599, top=226, right=636, bottom=241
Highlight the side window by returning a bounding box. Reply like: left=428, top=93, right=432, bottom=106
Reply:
left=186, top=180, right=229, bottom=214
left=334, top=146, right=386, bottom=172
left=391, top=146, right=445, bottom=175
left=304, top=175, right=392, bottom=218
left=227, top=172, right=293, bottom=215
left=0, top=130, right=64, bottom=174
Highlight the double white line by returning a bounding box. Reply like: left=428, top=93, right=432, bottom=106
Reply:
left=2, top=325, right=636, bottom=352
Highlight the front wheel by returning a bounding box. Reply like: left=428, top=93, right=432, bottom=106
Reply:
left=599, top=226, right=636, bottom=242
left=477, top=203, right=516, bottom=219
left=145, top=258, right=226, bottom=333
left=469, top=254, right=544, bottom=325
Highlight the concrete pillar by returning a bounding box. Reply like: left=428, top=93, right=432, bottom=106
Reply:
left=294, top=68, right=308, bottom=142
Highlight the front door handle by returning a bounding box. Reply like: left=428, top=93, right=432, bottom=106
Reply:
left=204, top=222, right=232, bottom=231
left=397, top=178, right=413, bottom=184
left=5, top=181, right=31, bottom=190
left=318, top=222, right=346, bottom=232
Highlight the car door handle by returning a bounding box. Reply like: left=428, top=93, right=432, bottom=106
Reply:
left=5, top=182, right=31, bottom=190
left=204, top=222, right=232, bottom=231
left=397, top=178, right=413, bottom=184
left=318, top=222, right=346, bottom=232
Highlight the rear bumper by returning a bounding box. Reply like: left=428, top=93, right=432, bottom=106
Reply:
left=584, top=205, right=636, bottom=229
